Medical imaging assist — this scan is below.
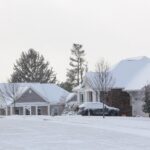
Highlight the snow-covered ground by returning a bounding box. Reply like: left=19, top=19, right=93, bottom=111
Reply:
left=0, top=116, right=150, bottom=150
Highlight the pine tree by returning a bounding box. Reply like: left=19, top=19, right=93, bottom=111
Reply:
left=66, top=44, right=86, bottom=89
left=59, top=81, right=72, bottom=92
left=9, top=49, right=57, bottom=83
left=143, top=85, right=150, bottom=117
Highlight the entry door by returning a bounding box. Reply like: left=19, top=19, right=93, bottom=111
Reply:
left=25, top=107, right=31, bottom=115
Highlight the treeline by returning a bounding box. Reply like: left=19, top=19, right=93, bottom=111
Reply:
left=9, top=43, right=87, bottom=92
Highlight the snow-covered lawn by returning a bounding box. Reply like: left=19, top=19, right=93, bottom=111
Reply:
left=0, top=116, right=150, bottom=150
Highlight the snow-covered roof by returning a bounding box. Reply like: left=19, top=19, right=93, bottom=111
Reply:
left=72, top=85, right=82, bottom=92
left=66, top=93, right=76, bottom=102
left=0, top=83, right=69, bottom=106
left=81, top=56, right=150, bottom=91
left=111, top=56, right=150, bottom=90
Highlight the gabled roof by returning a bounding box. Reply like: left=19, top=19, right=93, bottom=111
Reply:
left=76, top=56, right=150, bottom=91
left=0, top=83, right=69, bottom=106
left=111, top=56, right=150, bottom=90
left=66, top=93, right=77, bottom=103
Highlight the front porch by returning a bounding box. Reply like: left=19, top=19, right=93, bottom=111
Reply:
left=0, top=102, right=65, bottom=116
left=77, top=90, right=101, bottom=104
left=0, top=102, right=51, bottom=116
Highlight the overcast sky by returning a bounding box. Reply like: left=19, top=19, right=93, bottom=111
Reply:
left=0, top=0, right=150, bottom=82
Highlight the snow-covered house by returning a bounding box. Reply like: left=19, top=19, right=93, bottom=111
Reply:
left=0, top=83, right=69, bottom=116
left=74, top=56, right=150, bottom=117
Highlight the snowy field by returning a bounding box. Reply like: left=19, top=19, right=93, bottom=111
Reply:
left=0, top=116, right=150, bottom=150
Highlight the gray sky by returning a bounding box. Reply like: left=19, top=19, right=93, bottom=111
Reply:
left=0, top=0, right=150, bottom=82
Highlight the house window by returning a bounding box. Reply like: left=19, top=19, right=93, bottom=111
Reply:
left=80, top=93, right=84, bottom=103
left=29, top=90, right=32, bottom=94
left=52, top=107, right=58, bottom=116
left=38, top=108, right=42, bottom=115
left=89, top=92, right=93, bottom=102
left=15, top=108, right=20, bottom=115
left=25, top=108, right=30, bottom=115
left=54, top=108, right=58, bottom=115
left=96, top=91, right=99, bottom=101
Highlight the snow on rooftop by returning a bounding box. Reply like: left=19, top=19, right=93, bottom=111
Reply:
left=83, top=56, right=150, bottom=91
left=27, top=83, right=69, bottom=103
left=72, top=84, right=82, bottom=92
left=0, top=83, right=70, bottom=106
left=125, top=56, right=149, bottom=61
left=66, top=93, right=76, bottom=102
left=112, top=56, right=150, bottom=90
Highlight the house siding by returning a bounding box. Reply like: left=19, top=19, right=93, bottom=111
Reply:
left=106, top=89, right=132, bottom=116
left=16, top=89, right=47, bottom=103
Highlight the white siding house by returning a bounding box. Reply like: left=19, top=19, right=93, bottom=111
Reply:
left=74, top=56, right=150, bottom=117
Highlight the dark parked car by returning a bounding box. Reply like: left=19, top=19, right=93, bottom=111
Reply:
left=78, top=102, right=119, bottom=116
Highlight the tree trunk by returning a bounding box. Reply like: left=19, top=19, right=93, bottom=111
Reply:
left=99, top=92, right=105, bottom=118
left=13, top=100, right=16, bottom=115
left=88, top=109, right=90, bottom=116
left=102, top=101, right=105, bottom=118
left=77, top=58, right=80, bottom=85
left=102, top=92, right=105, bottom=118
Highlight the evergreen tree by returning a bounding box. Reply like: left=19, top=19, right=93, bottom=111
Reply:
left=9, top=49, right=57, bottom=83
left=143, top=85, right=150, bottom=117
left=59, top=81, right=72, bottom=92
left=66, top=43, right=86, bottom=89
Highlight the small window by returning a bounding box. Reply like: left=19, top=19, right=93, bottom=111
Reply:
left=15, top=108, right=19, bottom=115
left=80, top=94, right=84, bottom=103
left=25, top=108, right=30, bottom=115
left=38, top=108, right=41, bottom=115
left=29, top=90, right=32, bottom=94
left=96, top=91, right=99, bottom=101
left=89, top=92, right=93, bottom=102
left=52, top=108, right=58, bottom=116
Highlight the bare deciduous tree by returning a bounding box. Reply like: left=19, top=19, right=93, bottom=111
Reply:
left=0, top=83, right=20, bottom=114
left=86, top=58, right=114, bottom=118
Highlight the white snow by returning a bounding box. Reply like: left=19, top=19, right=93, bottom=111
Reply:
left=72, top=84, right=82, bottom=92
left=66, top=93, right=76, bottom=102
left=0, top=116, right=150, bottom=150
left=111, top=56, right=150, bottom=90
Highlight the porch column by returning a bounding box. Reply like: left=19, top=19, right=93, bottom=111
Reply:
left=23, top=106, right=25, bottom=115
left=77, top=91, right=80, bottom=104
left=93, top=91, right=96, bottom=102
left=10, top=106, right=13, bottom=115
left=48, top=105, right=50, bottom=116
left=30, top=106, right=32, bottom=115
left=5, top=107, right=8, bottom=116
left=98, top=91, right=100, bottom=101
left=35, top=106, right=38, bottom=115
left=85, top=91, right=88, bottom=102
